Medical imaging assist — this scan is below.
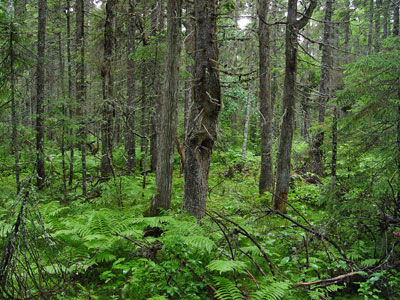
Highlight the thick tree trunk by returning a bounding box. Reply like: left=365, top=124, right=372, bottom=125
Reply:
left=36, top=0, right=47, bottom=189
left=258, top=0, right=274, bottom=194
left=312, top=0, right=334, bottom=177
left=151, top=0, right=182, bottom=216
left=274, top=0, right=317, bottom=213
left=126, top=0, right=136, bottom=173
left=101, top=0, right=117, bottom=178
left=75, top=0, right=87, bottom=195
left=183, top=0, right=221, bottom=219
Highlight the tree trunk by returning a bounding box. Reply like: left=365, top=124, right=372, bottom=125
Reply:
left=66, top=0, right=74, bottom=188
left=183, top=0, right=221, bottom=219
left=57, top=1, right=67, bottom=203
left=10, top=23, right=20, bottom=193
left=151, top=0, right=182, bottom=216
left=374, top=0, right=381, bottom=52
left=258, top=0, right=274, bottom=194
left=368, top=0, right=374, bottom=54
left=36, top=0, right=47, bottom=189
left=101, top=0, right=117, bottom=178
left=76, top=0, right=87, bottom=195
left=394, top=1, right=399, bottom=36
left=329, top=106, right=337, bottom=214
left=183, top=1, right=194, bottom=143
left=312, top=0, right=334, bottom=177
left=242, top=87, right=252, bottom=161
left=126, top=0, right=136, bottom=173
left=274, top=0, right=317, bottom=213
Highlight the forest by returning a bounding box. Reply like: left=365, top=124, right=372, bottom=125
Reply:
left=1, top=0, right=400, bottom=299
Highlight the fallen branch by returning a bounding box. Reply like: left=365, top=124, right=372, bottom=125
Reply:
left=295, top=271, right=361, bottom=287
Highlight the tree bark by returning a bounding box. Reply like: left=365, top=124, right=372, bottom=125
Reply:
left=242, top=88, right=252, bottom=161
left=183, top=0, right=221, bottom=219
left=151, top=0, right=182, bottom=216
left=66, top=0, right=74, bottom=188
left=76, top=0, right=87, bottom=195
left=35, top=0, right=47, bottom=189
left=374, top=0, right=381, bottom=52
left=10, top=23, right=20, bottom=193
left=101, top=0, right=117, bottom=178
left=274, top=0, right=317, bottom=213
left=258, top=0, right=274, bottom=194
left=312, top=0, right=334, bottom=177
left=368, top=0, right=374, bottom=54
left=394, top=1, right=399, bottom=36
left=126, top=0, right=136, bottom=173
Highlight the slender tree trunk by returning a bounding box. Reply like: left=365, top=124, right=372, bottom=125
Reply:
left=242, top=87, right=252, bottom=161
left=312, top=0, right=334, bottom=177
left=76, top=0, right=87, bottom=195
left=258, top=0, right=274, bottom=194
left=394, top=1, right=399, bottom=36
left=66, top=0, right=74, bottom=188
left=183, top=1, right=194, bottom=143
left=101, top=0, right=117, bottom=178
left=374, top=0, right=381, bottom=52
left=10, top=23, right=20, bottom=193
left=183, top=0, right=221, bottom=219
left=57, top=2, right=67, bottom=203
left=151, top=0, right=182, bottom=216
left=140, top=64, right=148, bottom=172
left=36, top=0, right=47, bottom=189
left=344, top=0, right=351, bottom=63
left=383, top=0, right=389, bottom=38
left=368, top=0, right=374, bottom=54
left=329, top=106, right=337, bottom=214
left=274, top=0, right=317, bottom=213
left=150, top=0, right=164, bottom=173
left=126, top=0, right=136, bottom=173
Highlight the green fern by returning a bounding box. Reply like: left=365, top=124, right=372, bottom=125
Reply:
left=207, top=260, right=248, bottom=274
left=182, top=234, right=216, bottom=252
left=213, top=276, right=244, bottom=300
left=249, top=280, right=290, bottom=300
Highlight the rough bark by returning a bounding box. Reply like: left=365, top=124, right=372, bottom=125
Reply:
left=126, top=0, right=136, bottom=173
left=10, top=23, right=20, bottom=193
left=274, top=0, right=317, bottom=213
left=35, top=0, right=47, bottom=189
left=66, top=0, right=74, bottom=188
left=394, top=1, right=399, bottom=36
left=312, top=0, right=334, bottom=177
left=329, top=106, right=337, bottom=215
left=242, top=88, right=252, bottom=161
left=57, top=2, right=67, bottom=203
left=183, top=0, right=221, bottom=219
left=101, top=0, right=117, bottom=178
left=75, top=0, right=87, bottom=195
left=368, top=0, right=374, bottom=54
left=374, top=0, right=381, bottom=52
left=258, top=0, right=274, bottom=194
left=151, top=0, right=182, bottom=216
left=183, top=1, right=194, bottom=142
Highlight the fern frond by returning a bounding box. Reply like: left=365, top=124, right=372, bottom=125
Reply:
left=207, top=260, right=247, bottom=274
left=213, top=276, right=244, bottom=300
left=182, top=235, right=216, bottom=252
left=249, top=280, right=290, bottom=300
